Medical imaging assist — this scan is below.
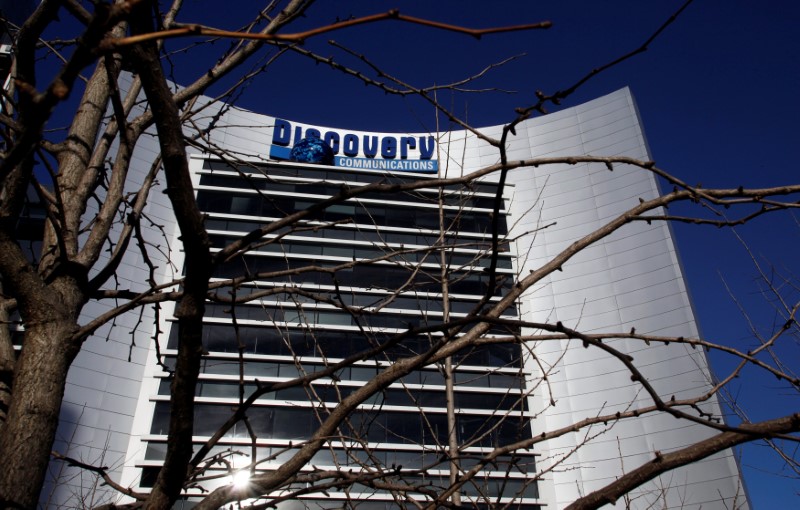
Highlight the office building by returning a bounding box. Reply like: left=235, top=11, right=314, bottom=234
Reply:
left=39, top=87, right=747, bottom=509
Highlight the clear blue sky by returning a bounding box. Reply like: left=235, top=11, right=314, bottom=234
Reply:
left=45, top=0, right=800, bottom=506
left=176, top=1, right=800, bottom=506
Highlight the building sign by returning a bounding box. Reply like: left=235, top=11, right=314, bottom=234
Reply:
left=270, top=119, right=438, bottom=173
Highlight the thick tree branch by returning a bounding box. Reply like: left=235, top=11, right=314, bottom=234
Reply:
left=565, top=414, right=800, bottom=510
left=103, top=10, right=551, bottom=49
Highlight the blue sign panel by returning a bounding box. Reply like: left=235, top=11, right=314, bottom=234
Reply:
left=270, top=119, right=438, bottom=173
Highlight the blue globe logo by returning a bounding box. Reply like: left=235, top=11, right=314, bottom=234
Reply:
left=290, top=136, right=334, bottom=165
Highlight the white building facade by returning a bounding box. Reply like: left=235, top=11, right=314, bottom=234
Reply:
left=42, top=88, right=747, bottom=509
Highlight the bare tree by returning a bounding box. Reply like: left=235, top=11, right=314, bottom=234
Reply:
left=0, top=1, right=797, bottom=510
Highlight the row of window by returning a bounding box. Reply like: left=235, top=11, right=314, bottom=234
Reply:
left=166, top=325, right=522, bottom=367
left=208, top=233, right=514, bottom=269
left=205, top=215, right=509, bottom=252
left=167, top=496, right=541, bottom=510
left=149, top=402, right=532, bottom=447
left=207, top=286, right=517, bottom=315
left=156, top=379, right=528, bottom=411
left=161, top=356, right=525, bottom=388
left=383, top=474, right=539, bottom=500
left=212, top=254, right=514, bottom=296
left=201, top=161, right=504, bottom=194
left=199, top=173, right=502, bottom=209
left=197, top=191, right=507, bottom=235
left=144, top=441, right=537, bottom=474
left=203, top=303, right=518, bottom=335
left=150, top=470, right=539, bottom=500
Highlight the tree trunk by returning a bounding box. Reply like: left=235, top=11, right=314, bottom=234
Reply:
left=0, top=287, right=15, bottom=430
left=0, top=320, right=80, bottom=509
